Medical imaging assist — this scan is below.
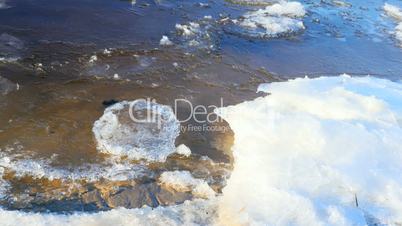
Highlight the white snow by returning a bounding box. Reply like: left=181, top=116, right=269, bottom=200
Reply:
left=159, top=171, right=215, bottom=199
left=175, top=144, right=192, bottom=157
left=92, top=100, right=180, bottom=162
left=215, top=74, right=402, bottom=225
left=159, top=35, right=173, bottom=46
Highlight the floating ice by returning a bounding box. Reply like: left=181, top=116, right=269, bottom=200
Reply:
left=159, top=35, right=173, bottom=46
left=216, top=75, right=402, bottom=225
left=88, top=55, right=97, bottom=63
left=93, top=100, right=180, bottom=162
left=384, top=3, right=402, bottom=21
left=233, top=1, right=306, bottom=38
left=256, top=1, right=306, bottom=17
left=175, top=20, right=217, bottom=50
left=176, top=23, right=200, bottom=37
left=159, top=171, right=215, bottom=199
left=175, top=144, right=191, bottom=157
left=384, top=3, right=402, bottom=44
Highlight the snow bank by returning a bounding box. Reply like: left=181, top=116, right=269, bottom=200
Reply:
left=93, top=100, right=180, bottom=162
left=216, top=74, right=402, bottom=225
left=159, top=171, right=215, bottom=199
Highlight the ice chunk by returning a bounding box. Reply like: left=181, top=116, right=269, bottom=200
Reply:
left=159, top=171, right=215, bottom=199
left=93, top=100, right=180, bottom=162
left=384, top=3, right=402, bottom=44
left=258, top=1, right=306, bottom=17
left=384, top=3, right=402, bottom=21
left=233, top=1, right=306, bottom=38
left=175, top=144, right=191, bottom=157
left=175, top=23, right=199, bottom=37
left=159, top=35, right=173, bottom=46
left=216, top=75, right=402, bottom=225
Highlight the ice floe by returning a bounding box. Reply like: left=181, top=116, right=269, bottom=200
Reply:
left=230, top=1, right=306, bottom=38
left=93, top=100, right=180, bottom=162
left=384, top=3, right=402, bottom=21
left=384, top=3, right=402, bottom=45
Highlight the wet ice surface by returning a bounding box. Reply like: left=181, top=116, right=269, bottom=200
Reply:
left=0, top=0, right=401, bottom=224
left=93, top=100, right=180, bottom=162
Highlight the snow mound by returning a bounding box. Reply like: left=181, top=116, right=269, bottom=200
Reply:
left=216, top=75, right=402, bottom=225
